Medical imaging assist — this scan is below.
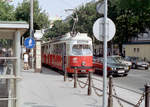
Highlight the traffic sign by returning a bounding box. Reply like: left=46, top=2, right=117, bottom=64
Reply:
left=34, top=30, right=43, bottom=40
left=96, top=2, right=105, bottom=14
left=93, top=17, right=116, bottom=41
left=24, top=37, right=35, bottom=49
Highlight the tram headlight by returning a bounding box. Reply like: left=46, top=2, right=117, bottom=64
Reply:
left=82, top=61, right=86, bottom=66
left=72, top=57, right=78, bottom=63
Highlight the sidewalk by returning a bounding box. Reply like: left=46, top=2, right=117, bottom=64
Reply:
left=20, top=67, right=145, bottom=107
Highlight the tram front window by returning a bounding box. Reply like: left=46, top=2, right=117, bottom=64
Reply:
left=72, top=44, right=92, bottom=56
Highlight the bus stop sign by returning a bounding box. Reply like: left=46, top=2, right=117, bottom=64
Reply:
left=24, top=37, right=35, bottom=49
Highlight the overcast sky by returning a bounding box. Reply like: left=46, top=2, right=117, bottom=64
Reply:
left=12, top=0, right=96, bottom=20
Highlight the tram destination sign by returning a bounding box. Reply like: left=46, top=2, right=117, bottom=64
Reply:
left=77, top=40, right=89, bottom=44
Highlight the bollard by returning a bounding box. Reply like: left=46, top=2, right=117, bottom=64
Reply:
left=64, top=69, right=67, bottom=82
left=145, top=83, right=150, bottom=107
left=88, top=71, right=92, bottom=95
left=108, top=75, right=113, bottom=107
left=74, top=67, right=77, bottom=88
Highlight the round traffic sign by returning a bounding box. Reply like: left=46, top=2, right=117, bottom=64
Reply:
left=96, top=2, right=105, bottom=14
left=24, top=37, right=35, bottom=49
left=34, top=30, right=43, bottom=39
left=93, top=17, right=116, bottom=41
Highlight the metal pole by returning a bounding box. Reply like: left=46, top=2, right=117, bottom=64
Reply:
left=103, top=0, right=108, bottom=107
left=30, top=0, right=33, bottom=38
left=15, top=31, right=21, bottom=107
left=145, top=83, right=150, bottom=107
left=108, top=75, right=113, bottom=107
left=30, top=0, right=34, bottom=70
left=88, top=71, right=92, bottom=95
left=74, top=68, right=77, bottom=88
left=111, top=41, right=113, bottom=56
left=63, top=44, right=67, bottom=81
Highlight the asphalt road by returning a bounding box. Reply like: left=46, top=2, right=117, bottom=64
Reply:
left=112, top=68, right=150, bottom=93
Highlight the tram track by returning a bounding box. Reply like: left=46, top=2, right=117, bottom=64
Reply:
left=92, top=74, right=143, bottom=95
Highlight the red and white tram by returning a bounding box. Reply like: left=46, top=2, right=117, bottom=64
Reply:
left=42, top=32, right=93, bottom=74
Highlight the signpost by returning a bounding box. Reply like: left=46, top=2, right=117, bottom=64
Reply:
left=93, top=0, right=116, bottom=106
left=34, top=30, right=43, bottom=73
left=24, top=37, right=35, bottom=49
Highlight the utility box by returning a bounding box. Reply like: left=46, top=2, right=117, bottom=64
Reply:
left=0, top=21, right=29, bottom=107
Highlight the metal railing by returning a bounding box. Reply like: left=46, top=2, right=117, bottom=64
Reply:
left=67, top=69, right=150, bottom=107
left=0, top=61, right=21, bottom=107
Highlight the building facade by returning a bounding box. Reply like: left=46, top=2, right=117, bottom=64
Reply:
left=124, top=30, right=150, bottom=61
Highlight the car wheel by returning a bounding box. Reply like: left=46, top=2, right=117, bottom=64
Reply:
left=123, top=74, right=128, bottom=76
left=132, top=64, right=137, bottom=69
left=145, top=67, right=148, bottom=70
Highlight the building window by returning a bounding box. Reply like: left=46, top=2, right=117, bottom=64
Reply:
left=137, top=48, right=139, bottom=52
left=134, top=48, right=136, bottom=52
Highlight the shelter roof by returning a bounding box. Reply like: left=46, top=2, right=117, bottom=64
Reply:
left=0, top=21, right=29, bottom=39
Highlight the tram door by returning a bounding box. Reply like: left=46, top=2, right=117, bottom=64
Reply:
left=62, top=43, right=66, bottom=71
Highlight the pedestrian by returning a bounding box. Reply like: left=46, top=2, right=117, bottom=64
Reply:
left=24, top=52, right=29, bottom=70
left=0, top=50, right=5, bottom=75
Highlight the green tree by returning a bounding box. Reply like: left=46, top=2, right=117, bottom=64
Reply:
left=0, top=1, right=16, bottom=47
left=0, top=1, right=15, bottom=21
left=113, top=0, right=150, bottom=44
left=44, top=20, right=70, bottom=40
left=15, top=0, right=50, bottom=31
left=72, top=2, right=100, bottom=37
left=108, top=0, right=150, bottom=52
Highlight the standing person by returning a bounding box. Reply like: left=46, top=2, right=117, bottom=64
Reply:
left=0, top=50, right=4, bottom=74
left=24, top=52, right=29, bottom=70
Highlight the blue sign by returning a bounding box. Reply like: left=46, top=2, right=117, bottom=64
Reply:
left=24, top=37, right=35, bottom=49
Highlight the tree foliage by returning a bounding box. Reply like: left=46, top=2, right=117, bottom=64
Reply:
left=44, top=2, right=101, bottom=42
left=15, top=0, right=50, bottom=31
left=0, top=1, right=15, bottom=21
left=112, top=0, right=150, bottom=44
left=44, top=20, right=70, bottom=40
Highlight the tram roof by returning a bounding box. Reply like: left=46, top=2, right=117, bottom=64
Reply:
left=42, top=32, right=92, bottom=45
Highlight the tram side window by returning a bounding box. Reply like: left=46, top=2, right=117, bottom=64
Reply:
left=48, top=44, right=51, bottom=54
left=44, top=46, right=46, bottom=54
left=41, top=46, right=44, bottom=54
left=52, top=44, right=63, bottom=55
left=46, top=46, right=48, bottom=54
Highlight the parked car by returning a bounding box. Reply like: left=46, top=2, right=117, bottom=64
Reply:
left=93, top=56, right=130, bottom=76
left=125, top=56, right=149, bottom=69
left=111, top=55, right=132, bottom=68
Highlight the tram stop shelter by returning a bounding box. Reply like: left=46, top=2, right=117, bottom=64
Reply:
left=0, top=21, right=29, bottom=107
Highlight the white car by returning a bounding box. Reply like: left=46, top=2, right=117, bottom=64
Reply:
left=120, top=59, right=132, bottom=67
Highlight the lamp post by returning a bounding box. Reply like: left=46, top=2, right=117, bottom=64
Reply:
left=34, top=30, right=43, bottom=72
left=30, top=0, right=34, bottom=70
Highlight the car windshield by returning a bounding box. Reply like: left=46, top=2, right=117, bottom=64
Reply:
left=99, top=57, right=120, bottom=63
left=107, top=57, right=120, bottom=63
left=114, top=56, right=124, bottom=62
left=72, top=44, right=92, bottom=56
